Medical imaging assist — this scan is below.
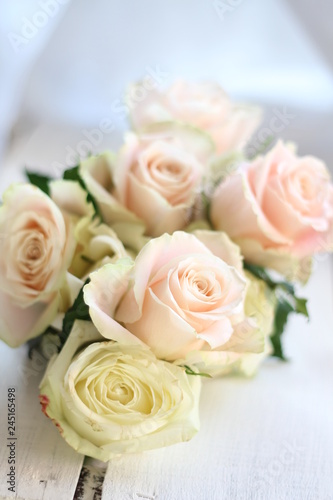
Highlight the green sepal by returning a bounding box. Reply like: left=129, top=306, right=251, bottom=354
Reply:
left=60, top=279, right=91, bottom=349
left=25, top=170, right=52, bottom=195
left=270, top=298, right=294, bottom=361
left=183, top=365, right=212, bottom=378
left=244, top=262, right=309, bottom=359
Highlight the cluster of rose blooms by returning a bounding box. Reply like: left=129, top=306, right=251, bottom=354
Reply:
left=1, top=81, right=332, bottom=461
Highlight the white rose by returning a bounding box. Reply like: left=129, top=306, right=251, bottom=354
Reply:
left=39, top=321, right=201, bottom=461
left=79, top=151, right=148, bottom=252
left=49, top=179, right=130, bottom=316
left=50, top=179, right=129, bottom=277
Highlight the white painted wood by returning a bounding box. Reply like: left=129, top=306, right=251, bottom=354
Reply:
left=0, top=343, right=84, bottom=500
left=102, top=257, right=333, bottom=500
left=1, top=119, right=333, bottom=499
left=1, top=258, right=331, bottom=500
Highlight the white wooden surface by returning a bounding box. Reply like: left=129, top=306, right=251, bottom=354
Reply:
left=0, top=258, right=332, bottom=500
left=0, top=342, right=84, bottom=500
left=101, top=257, right=333, bottom=500
left=1, top=128, right=333, bottom=499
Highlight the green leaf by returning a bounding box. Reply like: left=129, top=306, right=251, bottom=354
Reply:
left=244, top=262, right=294, bottom=294
left=63, top=165, right=104, bottom=222
left=25, top=170, right=52, bottom=195
left=183, top=365, right=212, bottom=378
left=294, top=297, right=309, bottom=318
left=60, top=279, right=91, bottom=349
left=244, top=261, right=309, bottom=360
left=63, top=165, right=81, bottom=182
left=270, top=298, right=294, bottom=360
left=244, top=262, right=275, bottom=287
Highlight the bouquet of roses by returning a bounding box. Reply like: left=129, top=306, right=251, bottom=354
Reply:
left=1, top=80, right=332, bottom=461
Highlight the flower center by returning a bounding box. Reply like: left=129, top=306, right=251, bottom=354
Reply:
left=131, top=140, right=202, bottom=206
left=296, top=174, right=316, bottom=200
left=26, top=240, right=43, bottom=260
left=158, top=162, right=181, bottom=177
left=108, top=381, right=134, bottom=405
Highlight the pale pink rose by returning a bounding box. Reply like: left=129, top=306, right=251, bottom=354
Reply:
left=84, top=231, right=265, bottom=365
left=129, top=80, right=262, bottom=155
left=0, top=184, right=75, bottom=347
left=80, top=124, right=214, bottom=237
left=211, top=141, right=333, bottom=282
left=180, top=269, right=276, bottom=377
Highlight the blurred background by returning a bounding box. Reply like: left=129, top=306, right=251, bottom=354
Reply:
left=0, top=0, right=332, bottom=188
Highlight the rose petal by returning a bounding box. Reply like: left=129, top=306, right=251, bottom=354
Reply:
left=124, top=288, right=204, bottom=360
left=0, top=289, right=59, bottom=347
left=84, top=259, right=143, bottom=346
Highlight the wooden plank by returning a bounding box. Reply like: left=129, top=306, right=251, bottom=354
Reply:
left=73, top=460, right=106, bottom=500
left=0, top=342, right=84, bottom=500
left=0, top=131, right=84, bottom=500
left=102, top=257, right=333, bottom=499
left=1, top=133, right=333, bottom=499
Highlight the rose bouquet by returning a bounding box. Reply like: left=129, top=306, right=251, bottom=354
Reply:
left=1, top=80, right=333, bottom=461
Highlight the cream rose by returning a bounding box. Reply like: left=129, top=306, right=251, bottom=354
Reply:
left=211, top=141, right=333, bottom=282
left=44, top=179, right=130, bottom=321
left=50, top=179, right=128, bottom=280
left=84, top=231, right=265, bottom=367
left=69, top=217, right=129, bottom=278
left=0, top=184, right=75, bottom=347
left=39, top=321, right=201, bottom=461
left=80, top=123, right=215, bottom=237
left=128, top=80, right=262, bottom=155
left=79, top=151, right=148, bottom=254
